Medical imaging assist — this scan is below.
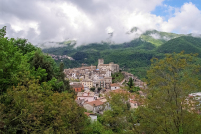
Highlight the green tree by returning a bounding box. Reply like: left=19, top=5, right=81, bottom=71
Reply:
left=57, top=62, right=71, bottom=92
left=0, top=32, right=23, bottom=94
left=127, top=77, right=134, bottom=89
left=90, top=87, right=95, bottom=92
left=0, top=26, right=6, bottom=38
left=13, top=38, right=37, bottom=55
left=83, top=121, right=114, bottom=134
left=129, top=86, right=140, bottom=93
left=30, top=51, right=54, bottom=81
left=98, top=87, right=102, bottom=92
left=135, top=52, right=201, bottom=133
left=0, top=76, right=88, bottom=134
left=112, top=72, right=124, bottom=83
left=100, top=91, right=130, bottom=133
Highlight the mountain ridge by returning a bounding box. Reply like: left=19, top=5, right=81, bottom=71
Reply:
left=39, top=28, right=201, bottom=49
left=42, top=30, right=201, bottom=79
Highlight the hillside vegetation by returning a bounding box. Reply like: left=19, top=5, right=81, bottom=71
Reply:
left=157, top=36, right=201, bottom=55
left=140, top=30, right=183, bottom=46
left=43, top=30, right=201, bottom=79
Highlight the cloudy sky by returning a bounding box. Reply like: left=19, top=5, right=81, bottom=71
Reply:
left=0, top=0, right=201, bottom=46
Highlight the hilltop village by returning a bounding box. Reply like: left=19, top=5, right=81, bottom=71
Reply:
left=64, top=59, right=147, bottom=119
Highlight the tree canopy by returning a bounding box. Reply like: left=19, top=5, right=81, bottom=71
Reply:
left=0, top=26, right=87, bottom=133
left=135, top=52, right=201, bottom=133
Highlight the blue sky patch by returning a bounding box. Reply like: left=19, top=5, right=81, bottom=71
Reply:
left=152, top=0, right=201, bottom=21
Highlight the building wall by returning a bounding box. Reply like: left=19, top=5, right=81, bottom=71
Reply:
left=83, top=104, right=93, bottom=111
left=104, top=78, right=112, bottom=83
left=93, top=74, right=99, bottom=81
left=98, top=59, right=104, bottom=65
left=111, top=86, right=120, bottom=90
left=84, top=104, right=104, bottom=113
left=72, top=73, right=76, bottom=78
left=93, top=105, right=103, bottom=113
left=130, top=102, right=138, bottom=109
left=109, top=63, right=119, bottom=73
left=106, top=70, right=111, bottom=77
left=82, top=81, right=93, bottom=88
left=89, top=115, right=97, bottom=122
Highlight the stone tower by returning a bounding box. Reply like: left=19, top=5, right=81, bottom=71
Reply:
left=98, top=59, right=104, bottom=66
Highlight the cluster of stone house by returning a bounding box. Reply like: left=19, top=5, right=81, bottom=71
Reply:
left=64, top=59, right=147, bottom=119
left=64, top=59, right=119, bottom=90
left=76, top=88, right=146, bottom=116
left=75, top=89, right=111, bottom=115
left=122, top=71, right=147, bottom=89
left=48, top=54, right=74, bottom=61
left=188, top=92, right=201, bottom=114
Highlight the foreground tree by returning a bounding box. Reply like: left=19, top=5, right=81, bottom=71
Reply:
left=127, top=77, right=134, bottom=89
left=99, top=90, right=131, bottom=133
left=0, top=76, right=88, bottom=133
left=135, top=52, right=201, bottom=133
left=0, top=29, right=24, bottom=93
left=0, top=26, right=84, bottom=133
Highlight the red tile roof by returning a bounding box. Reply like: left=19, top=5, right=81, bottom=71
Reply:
left=84, top=112, right=91, bottom=116
left=110, top=83, right=120, bottom=87
left=71, top=84, right=83, bottom=88
left=112, top=89, right=128, bottom=94
left=86, top=100, right=104, bottom=106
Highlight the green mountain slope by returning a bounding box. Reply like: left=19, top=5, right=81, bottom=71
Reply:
left=43, top=38, right=161, bottom=78
left=157, top=36, right=201, bottom=55
left=140, top=30, right=183, bottom=46
left=42, top=30, right=201, bottom=79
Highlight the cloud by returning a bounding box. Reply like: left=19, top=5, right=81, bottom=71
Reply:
left=150, top=33, right=161, bottom=39
left=161, top=2, right=201, bottom=34
left=1, top=0, right=201, bottom=47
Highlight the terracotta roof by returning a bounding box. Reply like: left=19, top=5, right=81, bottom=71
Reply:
left=104, top=77, right=112, bottom=79
left=130, top=95, right=136, bottom=100
left=112, top=89, right=128, bottom=94
left=82, top=79, right=93, bottom=82
left=130, top=100, right=138, bottom=104
left=77, top=91, right=94, bottom=97
left=84, top=112, right=91, bottom=116
left=71, top=84, right=83, bottom=88
left=110, top=83, right=120, bottom=87
left=86, top=100, right=104, bottom=106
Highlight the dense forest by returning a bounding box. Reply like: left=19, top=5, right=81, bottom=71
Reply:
left=2, top=26, right=201, bottom=133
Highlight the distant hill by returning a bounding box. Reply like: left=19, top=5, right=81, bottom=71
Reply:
left=42, top=30, right=201, bottom=79
left=157, top=36, right=201, bottom=56
left=140, top=30, right=183, bottom=46
left=125, top=27, right=184, bottom=46
left=36, top=40, right=76, bottom=49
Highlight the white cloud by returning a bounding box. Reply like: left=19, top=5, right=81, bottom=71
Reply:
left=161, top=2, right=201, bottom=34
left=150, top=33, right=161, bottom=39
left=1, top=0, right=201, bottom=47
